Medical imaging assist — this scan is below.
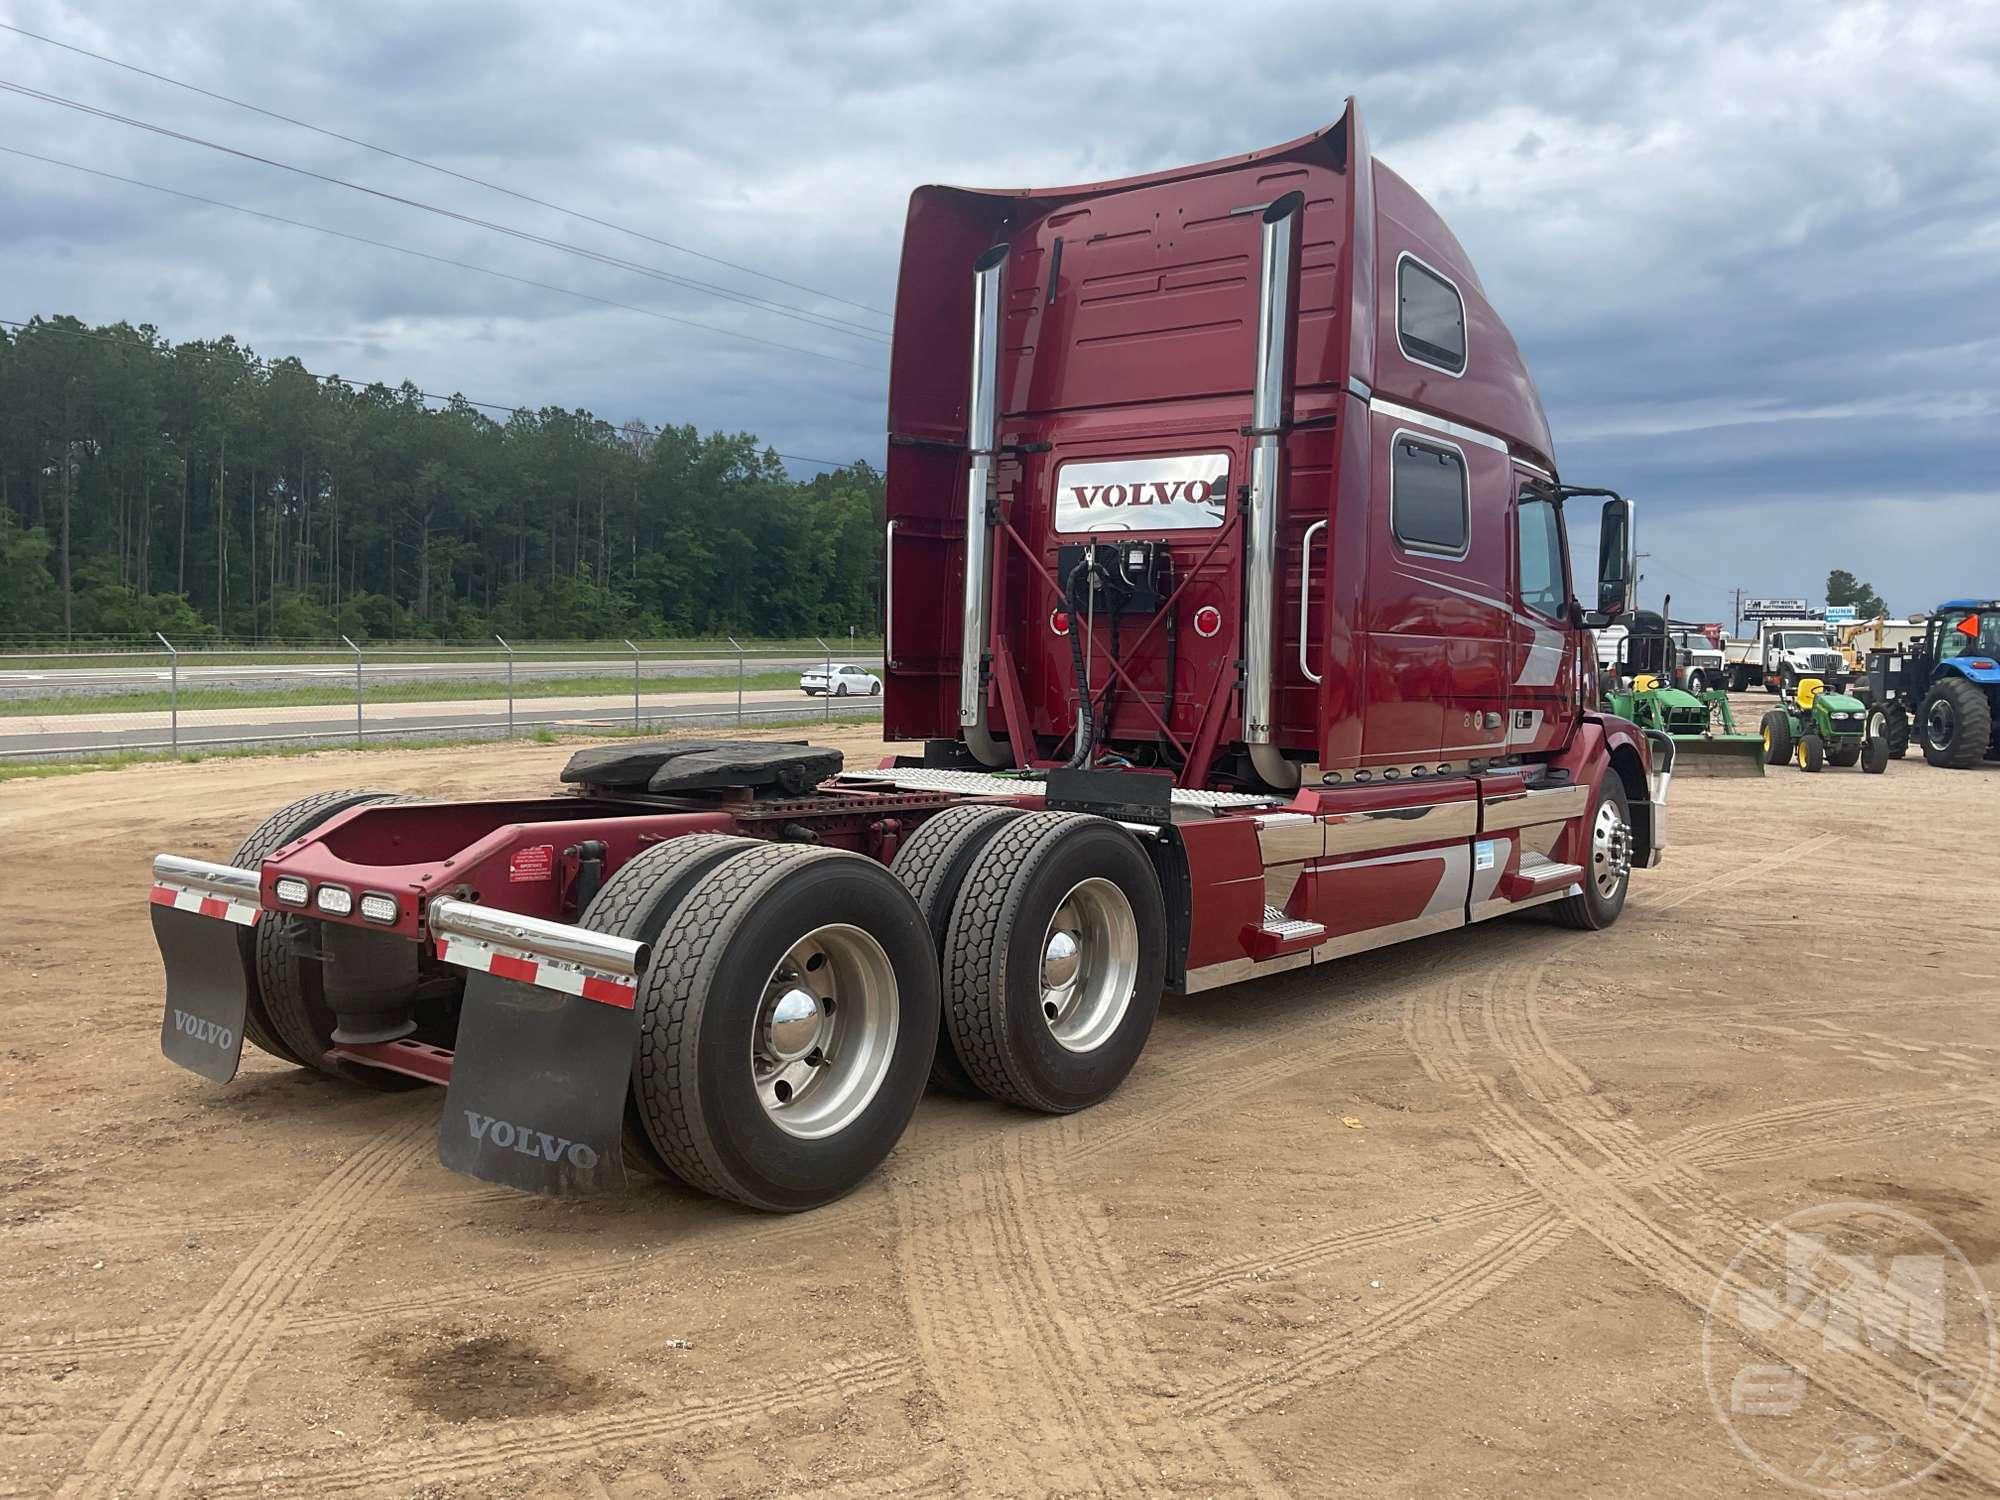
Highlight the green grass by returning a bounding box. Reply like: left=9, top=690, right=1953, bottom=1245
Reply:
left=0, top=636, right=884, bottom=671
left=2, top=668, right=822, bottom=718
left=0, top=710, right=886, bottom=782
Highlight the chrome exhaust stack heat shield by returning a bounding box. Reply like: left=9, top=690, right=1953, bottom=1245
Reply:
left=959, top=243, right=1010, bottom=767
left=1245, top=193, right=1306, bottom=792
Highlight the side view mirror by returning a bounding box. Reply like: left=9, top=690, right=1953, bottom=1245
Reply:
left=1596, top=496, right=1637, bottom=617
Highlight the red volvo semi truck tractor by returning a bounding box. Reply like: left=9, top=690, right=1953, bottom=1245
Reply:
left=149, top=102, right=1672, bottom=1212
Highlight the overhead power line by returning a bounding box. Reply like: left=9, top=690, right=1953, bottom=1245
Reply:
left=0, top=316, right=863, bottom=470
left=0, top=20, right=891, bottom=320
left=0, top=144, right=884, bottom=374
left=0, top=77, right=889, bottom=346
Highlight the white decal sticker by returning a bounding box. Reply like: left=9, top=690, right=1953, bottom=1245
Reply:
left=1474, top=840, right=1496, bottom=871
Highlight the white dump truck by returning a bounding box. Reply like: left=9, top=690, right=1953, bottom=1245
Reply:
left=1724, top=619, right=1849, bottom=694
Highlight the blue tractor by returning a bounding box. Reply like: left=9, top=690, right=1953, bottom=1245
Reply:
left=1865, top=599, right=2000, bottom=768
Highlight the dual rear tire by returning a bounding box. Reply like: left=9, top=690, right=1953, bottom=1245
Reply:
left=585, top=808, right=1166, bottom=1211
left=583, top=836, right=939, bottom=1212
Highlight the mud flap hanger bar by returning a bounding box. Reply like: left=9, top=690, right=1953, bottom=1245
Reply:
left=427, top=898, right=651, bottom=1197
left=150, top=853, right=263, bottom=926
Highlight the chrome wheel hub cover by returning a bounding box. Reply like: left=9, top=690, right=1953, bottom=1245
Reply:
left=751, top=924, right=898, bottom=1139
left=1038, top=877, right=1139, bottom=1054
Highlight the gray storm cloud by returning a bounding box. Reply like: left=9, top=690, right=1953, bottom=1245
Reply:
left=2, top=0, right=1995, bottom=620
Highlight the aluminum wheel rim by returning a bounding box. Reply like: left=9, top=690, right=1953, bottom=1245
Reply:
left=750, top=923, right=898, bottom=1140
left=1039, top=877, right=1138, bottom=1054
left=1591, top=799, right=1631, bottom=900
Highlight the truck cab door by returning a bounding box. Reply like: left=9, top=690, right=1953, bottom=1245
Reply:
left=1505, top=482, right=1577, bottom=755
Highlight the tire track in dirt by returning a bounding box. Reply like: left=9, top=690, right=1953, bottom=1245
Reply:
left=1141, top=1190, right=1538, bottom=1310
left=890, top=1129, right=1161, bottom=1497
left=54, top=1111, right=433, bottom=1500
left=1182, top=1205, right=1572, bottom=1423
left=1443, top=936, right=2000, bottom=1486
left=0, top=1186, right=516, bottom=1248
left=1001, top=1130, right=1288, bottom=1494
left=198, top=1350, right=914, bottom=1498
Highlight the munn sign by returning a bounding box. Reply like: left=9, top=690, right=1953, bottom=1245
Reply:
left=1053, top=452, right=1230, bottom=533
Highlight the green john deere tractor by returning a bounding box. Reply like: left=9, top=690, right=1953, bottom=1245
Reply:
left=1759, top=677, right=1888, bottom=774
left=1600, top=606, right=1764, bottom=775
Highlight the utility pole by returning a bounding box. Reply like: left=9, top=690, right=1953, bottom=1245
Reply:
left=1634, top=551, right=1651, bottom=613
left=1732, top=588, right=1744, bottom=638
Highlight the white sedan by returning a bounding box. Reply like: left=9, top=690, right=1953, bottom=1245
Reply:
left=800, top=663, right=882, bottom=697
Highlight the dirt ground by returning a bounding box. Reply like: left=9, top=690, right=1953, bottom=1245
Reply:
left=2, top=720, right=1998, bottom=1499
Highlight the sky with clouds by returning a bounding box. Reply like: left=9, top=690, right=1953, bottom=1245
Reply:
left=2, top=0, right=1995, bottom=625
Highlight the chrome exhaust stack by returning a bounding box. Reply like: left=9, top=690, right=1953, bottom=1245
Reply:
left=958, top=243, right=1011, bottom=767
left=1245, top=192, right=1305, bottom=791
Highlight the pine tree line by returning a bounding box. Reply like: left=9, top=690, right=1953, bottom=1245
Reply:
left=0, top=316, right=884, bottom=642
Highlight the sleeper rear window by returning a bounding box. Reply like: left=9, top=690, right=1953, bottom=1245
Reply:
left=1397, top=257, right=1466, bottom=374
left=1391, top=438, right=1468, bottom=555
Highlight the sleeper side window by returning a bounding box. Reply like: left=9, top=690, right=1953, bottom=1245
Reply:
left=1515, top=494, right=1566, bottom=620
left=1397, top=256, right=1467, bottom=375
left=1391, top=437, right=1469, bottom=557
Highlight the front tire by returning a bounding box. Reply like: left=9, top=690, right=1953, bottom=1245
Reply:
left=1878, top=704, right=1911, bottom=758
left=1921, top=678, right=1992, bottom=769
left=941, top=813, right=1166, bottom=1113
left=1552, top=776, right=1632, bottom=931
left=1862, top=724, right=1889, bottom=774
left=1797, top=733, right=1826, bottom=772
left=631, top=844, right=938, bottom=1211
left=1687, top=670, right=1707, bottom=695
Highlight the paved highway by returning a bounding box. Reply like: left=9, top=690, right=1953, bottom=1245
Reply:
left=0, top=652, right=884, bottom=701
left=0, top=687, right=882, bottom=758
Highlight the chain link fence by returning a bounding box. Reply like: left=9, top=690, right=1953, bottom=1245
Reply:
left=0, top=635, right=883, bottom=761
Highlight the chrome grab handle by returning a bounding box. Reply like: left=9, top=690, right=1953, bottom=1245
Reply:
left=883, top=518, right=897, bottom=668
left=1299, top=519, right=1326, bottom=684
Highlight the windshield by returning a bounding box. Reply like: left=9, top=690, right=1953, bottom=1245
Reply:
left=1940, top=611, right=2000, bottom=658
left=1774, top=632, right=1825, bottom=649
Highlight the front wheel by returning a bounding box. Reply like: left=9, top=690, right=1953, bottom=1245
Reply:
left=1552, top=776, right=1632, bottom=931
left=870, top=679, right=882, bottom=696
left=1861, top=724, right=1889, bottom=775
left=1797, top=733, right=1826, bottom=772
left=1878, top=704, right=1910, bottom=759
left=1687, top=670, right=1707, bottom=695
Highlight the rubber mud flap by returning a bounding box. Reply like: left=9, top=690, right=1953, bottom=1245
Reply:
left=153, top=903, right=250, bottom=1083
left=437, top=970, right=638, bottom=1196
